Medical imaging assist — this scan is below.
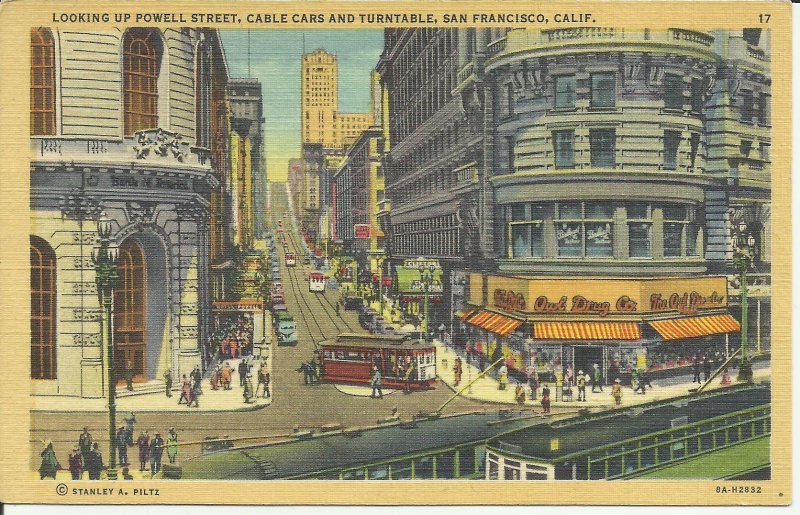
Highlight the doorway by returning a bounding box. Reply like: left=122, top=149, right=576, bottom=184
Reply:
left=571, top=345, right=606, bottom=385
left=114, top=239, right=147, bottom=382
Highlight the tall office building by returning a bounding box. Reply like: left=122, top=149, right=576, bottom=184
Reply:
left=301, top=49, right=338, bottom=148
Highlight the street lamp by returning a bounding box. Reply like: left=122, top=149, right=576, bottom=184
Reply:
left=91, top=213, right=120, bottom=480
left=419, top=264, right=437, bottom=343
left=731, top=219, right=756, bottom=383
left=375, top=252, right=387, bottom=319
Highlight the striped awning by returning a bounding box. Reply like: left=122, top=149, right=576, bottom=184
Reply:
left=483, top=314, right=524, bottom=337
left=456, top=309, right=477, bottom=321
left=649, top=314, right=741, bottom=341
left=466, top=311, right=523, bottom=337
left=533, top=322, right=642, bottom=340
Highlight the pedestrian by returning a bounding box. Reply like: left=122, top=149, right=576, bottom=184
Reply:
left=612, top=378, right=623, bottom=406
left=136, top=430, right=150, bottom=472
left=592, top=363, right=604, bottom=392
left=633, top=369, right=647, bottom=395
left=576, top=370, right=587, bottom=401
left=404, top=359, right=416, bottom=393
left=497, top=363, right=508, bottom=390
left=124, top=360, right=134, bottom=392
left=230, top=338, right=239, bottom=359
left=243, top=371, right=254, bottom=403
left=256, top=362, right=268, bottom=396
left=721, top=367, right=732, bottom=385
left=238, top=359, right=248, bottom=387
left=124, top=411, right=136, bottom=440
left=335, top=302, right=341, bottom=317
left=39, top=440, right=60, bottom=480
left=528, top=365, right=539, bottom=400
left=178, top=374, right=191, bottom=405
left=639, top=369, right=653, bottom=389
left=263, top=370, right=271, bottom=398
left=630, top=368, right=640, bottom=391
left=68, top=446, right=83, bottom=480
left=515, top=384, right=526, bottom=405
left=703, top=354, right=712, bottom=382
left=190, top=372, right=202, bottom=408
left=565, top=363, right=574, bottom=387
left=149, top=432, right=164, bottom=475
left=370, top=366, right=384, bottom=399
left=310, top=358, right=320, bottom=384
left=86, top=442, right=104, bottom=480
left=116, top=426, right=130, bottom=466
left=163, top=368, right=173, bottom=397
left=78, top=426, right=93, bottom=468
left=221, top=362, right=233, bottom=390
left=210, top=365, right=220, bottom=391
left=191, top=366, right=202, bottom=391
left=166, top=428, right=179, bottom=464
left=692, top=353, right=702, bottom=383
left=453, top=357, right=463, bottom=386
left=541, top=384, right=551, bottom=414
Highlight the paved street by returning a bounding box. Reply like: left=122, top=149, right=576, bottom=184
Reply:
left=30, top=185, right=488, bottom=469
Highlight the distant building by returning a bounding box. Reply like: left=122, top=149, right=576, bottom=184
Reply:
left=228, top=78, right=267, bottom=242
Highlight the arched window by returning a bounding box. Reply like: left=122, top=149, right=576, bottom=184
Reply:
left=31, top=28, right=56, bottom=136
left=123, top=29, right=162, bottom=136
left=31, top=236, right=56, bottom=379
left=114, top=240, right=147, bottom=379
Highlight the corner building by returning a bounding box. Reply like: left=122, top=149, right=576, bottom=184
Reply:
left=29, top=28, right=229, bottom=398
left=382, top=28, right=770, bottom=382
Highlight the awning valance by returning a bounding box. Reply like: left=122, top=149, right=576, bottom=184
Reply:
left=533, top=321, right=642, bottom=340
left=467, top=311, right=523, bottom=337
left=456, top=309, right=477, bottom=321
left=649, top=314, right=740, bottom=341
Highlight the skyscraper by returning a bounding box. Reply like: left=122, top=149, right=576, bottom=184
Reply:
left=301, top=49, right=338, bottom=148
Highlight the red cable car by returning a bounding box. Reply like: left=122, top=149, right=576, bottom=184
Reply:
left=319, top=334, right=437, bottom=390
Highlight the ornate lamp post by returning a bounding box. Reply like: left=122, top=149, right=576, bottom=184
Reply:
left=419, top=264, right=437, bottom=343
left=91, top=213, right=120, bottom=480
left=731, top=220, right=756, bottom=383
left=374, top=252, right=387, bottom=318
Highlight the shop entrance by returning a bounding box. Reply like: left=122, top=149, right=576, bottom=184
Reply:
left=571, top=345, right=605, bottom=385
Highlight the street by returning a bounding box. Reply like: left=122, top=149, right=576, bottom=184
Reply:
left=30, top=185, right=487, bottom=469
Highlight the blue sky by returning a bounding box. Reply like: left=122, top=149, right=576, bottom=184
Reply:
left=220, top=30, right=384, bottom=181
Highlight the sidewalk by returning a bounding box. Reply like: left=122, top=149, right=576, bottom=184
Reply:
left=32, top=354, right=274, bottom=413
left=434, top=342, right=771, bottom=410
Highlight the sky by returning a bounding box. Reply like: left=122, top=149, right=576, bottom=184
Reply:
left=219, top=30, right=384, bottom=182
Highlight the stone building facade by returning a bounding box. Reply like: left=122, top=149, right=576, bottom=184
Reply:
left=29, top=27, right=228, bottom=398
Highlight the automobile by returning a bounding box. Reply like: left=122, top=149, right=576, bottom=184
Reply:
left=343, top=295, right=363, bottom=310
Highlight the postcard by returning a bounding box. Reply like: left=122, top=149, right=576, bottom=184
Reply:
left=0, top=0, right=791, bottom=506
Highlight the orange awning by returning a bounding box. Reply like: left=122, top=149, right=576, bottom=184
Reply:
left=649, top=314, right=740, bottom=341
left=457, top=309, right=477, bottom=321
left=466, top=310, right=495, bottom=327
left=467, top=311, right=523, bottom=337
left=533, top=322, right=642, bottom=340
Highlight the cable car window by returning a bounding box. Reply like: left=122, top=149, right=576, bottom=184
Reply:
left=436, top=452, right=455, bottom=479
left=504, top=465, right=521, bottom=480
left=368, top=466, right=389, bottom=480
left=390, top=460, right=413, bottom=480
left=526, top=470, right=547, bottom=480
left=414, top=457, right=434, bottom=479
left=458, top=448, right=476, bottom=477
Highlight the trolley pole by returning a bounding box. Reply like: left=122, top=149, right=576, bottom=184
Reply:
left=436, top=357, right=505, bottom=414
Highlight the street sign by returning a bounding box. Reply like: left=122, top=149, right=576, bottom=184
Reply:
left=403, top=258, right=441, bottom=270
left=354, top=224, right=371, bottom=239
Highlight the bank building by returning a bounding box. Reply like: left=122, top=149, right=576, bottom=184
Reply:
left=29, top=27, right=230, bottom=398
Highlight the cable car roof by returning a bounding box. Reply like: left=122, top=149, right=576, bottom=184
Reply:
left=486, top=384, right=769, bottom=462
left=180, top=411, right=541, bottom=480
left=320, top=333, right=434, bottom=350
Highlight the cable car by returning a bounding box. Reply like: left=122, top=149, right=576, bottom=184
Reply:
left=319, top=334, right=437, bottom=390
left=285, top=253, right=296, bottom=267
left=308, top=271, right=326, bottom=293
